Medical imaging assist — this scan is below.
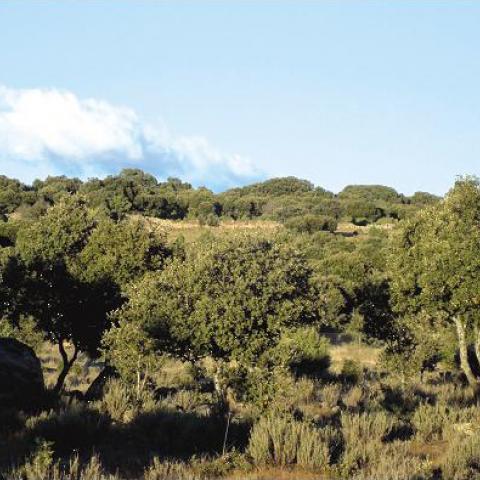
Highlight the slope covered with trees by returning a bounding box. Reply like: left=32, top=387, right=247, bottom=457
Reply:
left=0, top=169, right=439, bottom=227
left=1, top=170, right=479, bottom=480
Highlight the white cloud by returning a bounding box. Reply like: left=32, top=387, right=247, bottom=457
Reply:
left=0, top=85, right=261, bottom=189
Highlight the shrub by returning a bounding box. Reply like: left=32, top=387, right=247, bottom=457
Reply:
left=412, top=403, right=480, bottom=442
left=340, top=359, right=363, bottom=384
left=271, top=327, right=331, bottom=379
left=99, top=378, right=133, bottom=422
left=25, top=404, right=110, bottom=454
left=340, top=412, right=394, bottom=476
left=343, top=385, right=364, bottom=410
left=412, top=403, right=448, bottom=441
left=205, top=214, right=220, bottom=227
left=144, top=457, right=196, bottom=480
left=10, top=453, right=116, bottom=480
left=442, top=434, right=480, bottom=480
left=320, top=383, right=342, bottom=409
left=351, top=441, right=433, bottom=480
left=159, top=390, right=213, bottom=414
left=247, top=413, right=330, bottom=470
left=22, top=439, right=55, bottom=480
left=285, top=214, right=337, bottom=234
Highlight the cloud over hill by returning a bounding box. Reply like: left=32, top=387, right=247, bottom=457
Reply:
left=0, top=85, right=261, bottom=189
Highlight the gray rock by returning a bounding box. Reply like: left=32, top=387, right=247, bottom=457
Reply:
left=0, top=337, right=44, bottom=409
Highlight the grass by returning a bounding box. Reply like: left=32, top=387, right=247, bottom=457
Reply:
left=134, top=216, right=282, bottom=243
left=5, top=332, right=479, bottom=480
left=329, top=341, right=381, bottom=373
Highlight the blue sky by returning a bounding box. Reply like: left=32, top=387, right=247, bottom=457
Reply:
left=0, top=2, right=479, bottom=194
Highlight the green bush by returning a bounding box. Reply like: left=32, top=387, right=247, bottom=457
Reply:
left=284, top=214, right=337, bottom=234
left=271, top=327, right=331, bottom=379
left=340, top=359, right=363, bottom=384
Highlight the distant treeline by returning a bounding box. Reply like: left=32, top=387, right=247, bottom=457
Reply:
left=0, top=169, right=440, bottom=225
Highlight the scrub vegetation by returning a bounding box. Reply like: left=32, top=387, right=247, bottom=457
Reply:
left=1, top=170, right=479, bottom=480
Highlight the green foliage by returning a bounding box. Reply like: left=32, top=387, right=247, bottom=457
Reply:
left=388, top=177, right=480, bottom=385
left=284, top=214, right=337, bottom=234
left=112, top=234, right=321, bottom=365
left=0, top=169, right=434, bottom=225
left=341, top=359, right=363, bottom=384
left=16, top=195, right=95, bottom=263
left=103, top=319, right=158, bottom=392
left=6, top=195, right=171, bottom=392
left=13, top=196, right=119, bottom=359
left=0, top=315, right=44, bottom=351
left=77, top=217, right=171, bottom=288
left=270, top=327, right=331, bottom=378
left=389, top=177, right=480, bottom=322
left=0, top=219, right=21, bottom=247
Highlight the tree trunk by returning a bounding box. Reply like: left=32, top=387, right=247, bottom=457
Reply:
left=53, top=339, right=79, bottom=394
left=474, top=325, right=480, bottom=371
left=454, top=317, right=480, bottom=394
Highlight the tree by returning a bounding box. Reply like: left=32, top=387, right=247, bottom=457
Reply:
left=108, top=235, right=323, bottom=395
left=389, top=178, right=480, bottom=392
left=77, top=217, right=171, bottom=288
left=13, top=195, right=171, bottom=393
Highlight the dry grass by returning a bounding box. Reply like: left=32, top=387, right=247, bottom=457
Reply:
left=132, top=216, right=282, bottom=243
left=37, top=341, right=102, bottom=392
left=329, top=342, right=381, bottom=373
left=336, top=221, right=394, bottom=235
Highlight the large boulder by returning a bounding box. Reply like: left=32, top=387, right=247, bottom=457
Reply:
left=0, top=337, right=44, bottom=409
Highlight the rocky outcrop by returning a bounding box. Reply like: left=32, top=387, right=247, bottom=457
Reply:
left=0, top=337, right=44, bottom=409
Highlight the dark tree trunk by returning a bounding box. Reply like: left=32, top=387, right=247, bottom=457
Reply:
left=454, top=317, right=480, bottom=395
left=53, top=339, right=79, bottom=394
left=474, top=325, right=480, bottom=372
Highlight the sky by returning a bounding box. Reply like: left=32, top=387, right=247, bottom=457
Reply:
left=0, top=1, right=479, bottom=195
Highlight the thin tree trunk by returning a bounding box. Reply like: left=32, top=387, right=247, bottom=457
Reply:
left=54, top=339, right=79, bottom=394
left=474, top=325, right=480, bottom=371
left=454, top=317, right=480, bottom=394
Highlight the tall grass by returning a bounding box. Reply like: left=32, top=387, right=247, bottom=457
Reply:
left=247, top=413, right=330, bottom=470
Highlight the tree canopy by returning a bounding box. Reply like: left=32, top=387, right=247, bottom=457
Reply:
left=108, top=235, right=323, bottom=367
left=389, top=177, right=480, bottom=390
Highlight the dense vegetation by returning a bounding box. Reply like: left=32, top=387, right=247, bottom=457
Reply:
left=1, top=170, right=479, bottom=480
left=0, top=169, right=439, bottom=228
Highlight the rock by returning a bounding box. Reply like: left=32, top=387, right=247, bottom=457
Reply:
left=0, top=337, right=45, bottom=410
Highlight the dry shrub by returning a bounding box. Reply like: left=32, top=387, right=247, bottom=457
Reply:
left=160, top=390, right=213, bottom=414
left=441, top=433, right=480, bottom=480
left=340, top=411, right=394, bottom=476
left=247, top=413, right=330, bottom=470
left=320, top=383, right=342, bottom=409
left=145, top=453, right=247, bottom=480
left=10, top=446, right=115, bottom=480
left=343, top=385, right=363, bottom=410
left=144, top=458, right=198, bottom=480
left=99, top=378, right=132, bottom=422
left=412, top=403, right=448, bottom=441
left=413, top=403, right=480, bottom=442
left=435, top=382, right=476, bottom=408
left=25, top=404, right=110, bottom=454
left=351, top=441, right=432, bottom=480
